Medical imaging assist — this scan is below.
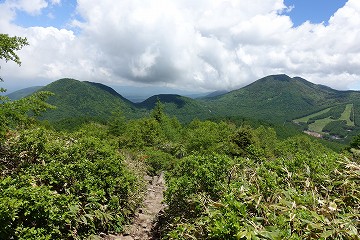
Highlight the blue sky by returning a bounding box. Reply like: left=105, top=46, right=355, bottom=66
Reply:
left=11, top=0, right=348, bottom=29
left=13, top=0, right=78, bottom=29
left=284, top=0, right=348, bottom=26
left=1, top=0, right=360, bottom=92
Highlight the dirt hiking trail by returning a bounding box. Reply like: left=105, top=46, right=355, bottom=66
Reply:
left=107, top=172, right=166, bottom=240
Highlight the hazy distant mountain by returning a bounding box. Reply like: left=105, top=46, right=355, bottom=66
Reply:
left=202, top=90, right=228, bottom=99
left=6, top=86, right=43, bottom=100
left=110, top=85, right=208, bottom=102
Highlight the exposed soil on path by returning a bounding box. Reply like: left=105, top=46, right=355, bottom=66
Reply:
left=106, top=172, right=166, bottom=240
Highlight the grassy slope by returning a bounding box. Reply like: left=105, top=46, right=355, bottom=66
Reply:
left=308, top=117, right=333, bottom=133
left=297, top=104, right=355, bottom=134
left=294, top=108, right=331, bottom=123
left=340, top=104, right=355, bottom=126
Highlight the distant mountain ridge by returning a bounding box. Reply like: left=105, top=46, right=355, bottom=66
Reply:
left=202, top=90, right=228, bottom=99
left=6, top=86, right=43, bottom=100
left=15, top=75, right=360, bottom=141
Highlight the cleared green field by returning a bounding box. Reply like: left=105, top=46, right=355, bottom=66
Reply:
left=339, top=103, right=355, bottom=126
left=295, top=103, right=355, bottom=133
left=294, top=108, right=330, bottom=123
left=308, top=117, right=333, bottom=133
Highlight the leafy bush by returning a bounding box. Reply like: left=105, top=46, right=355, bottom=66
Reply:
left=183, top=120, right=235, bottom=154
left=0, top=91, right=54, bottom=140
left=350, top=134, right=360, bottom=149
left=120, top=118, right=166, bottom=148
left=140, top=150, right=176, bottom=176
left=164, top=154, right=233, bottom=221
left=161, top=136, right=359, bottom=239
left=0, top=127, right=142, bottom=239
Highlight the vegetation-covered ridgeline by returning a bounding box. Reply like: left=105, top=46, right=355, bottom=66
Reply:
left=13, top=74, right=360, bottom=142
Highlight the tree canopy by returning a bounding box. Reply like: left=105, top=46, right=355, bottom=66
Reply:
left=0, top=34, right=29, bottom=82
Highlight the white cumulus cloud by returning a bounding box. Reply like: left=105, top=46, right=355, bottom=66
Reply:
left=1, top=0, right=360, bottom=92
left=6, top=0, right=48, bottom=15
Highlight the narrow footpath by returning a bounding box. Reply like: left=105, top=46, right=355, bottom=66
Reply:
left=111, top=172, right=166, bottom=240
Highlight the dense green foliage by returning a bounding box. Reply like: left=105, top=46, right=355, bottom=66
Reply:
left=0, top=91, right=54, bottom=139
left=160, top=136, right=359, bottom=240
left=0, top=126, right=143, bottom=239
left=137, top=94, right=213, bottom=123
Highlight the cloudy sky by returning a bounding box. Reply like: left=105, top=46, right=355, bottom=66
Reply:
left=1, top=0, right=359, bottom=93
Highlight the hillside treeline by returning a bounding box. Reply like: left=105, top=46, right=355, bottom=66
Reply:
left=1, top=95, right=359, bottom=239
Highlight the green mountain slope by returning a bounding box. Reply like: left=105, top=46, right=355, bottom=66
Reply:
left=6, top=86, right=43, bottom=100
left=137, top=94, right=212, bottom=122
left=38, top=78, right=137, bottom=123
left=202, top=74, right=360, bottom=141
left=84, top=81, right=134, bottom=104
left=204, top=74, right=355, bottom=122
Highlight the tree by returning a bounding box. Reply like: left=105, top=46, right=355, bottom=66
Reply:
left=108, top=110, right=127, bottom=136
left=151, top=98, right=165, bottom=123
left=0, top=34, right=29, bottom=82
left=350, top=134, right=360, bottom=149
left=0, top=34, right=53, bottom=139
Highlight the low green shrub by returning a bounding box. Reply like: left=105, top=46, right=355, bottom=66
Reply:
left=0, top=127, right=141, bottom=239
left=161, top=137, right=359, bottom=239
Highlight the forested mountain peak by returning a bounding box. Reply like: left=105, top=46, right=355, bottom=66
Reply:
left=239, top=74, right=338, bottom=94
left=138, top=94, right=187, bottom=109
left=37, top=78, right=137, bottom=126
left=204, top=74, right=360, bottom=131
